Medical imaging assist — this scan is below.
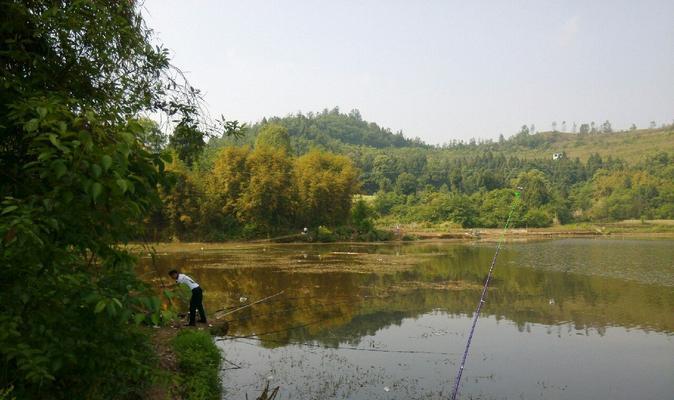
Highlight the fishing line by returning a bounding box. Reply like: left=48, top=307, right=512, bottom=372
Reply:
left=231, top=336, right=458, bottom=357
left=214, top=290, right=285, bottom=320
left=221, top=297, right=369, bottom=325
left=218, top=316, right=332, bottom=340
left=449, top=189, right=521, bottom=400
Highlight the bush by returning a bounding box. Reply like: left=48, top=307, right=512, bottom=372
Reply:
left=172, top=330, right=222, bottom=400
left=351, top=199, right=375, bottom=233
left=522, top=208, right=553, bottom=227
left=316, top=225, right=336, bottom=242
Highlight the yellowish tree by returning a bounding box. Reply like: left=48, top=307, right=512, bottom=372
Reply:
left=208, top=146, right=252, bottom=215
left=294, top=150, right=361, bottom=226
left=237, top=147, right=296, bottom=231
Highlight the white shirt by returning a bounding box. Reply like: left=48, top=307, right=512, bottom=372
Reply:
left=176, top=273, right=200, bottom=290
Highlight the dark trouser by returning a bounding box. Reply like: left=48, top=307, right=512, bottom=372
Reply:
left=189, top=287, right=207, bottom=325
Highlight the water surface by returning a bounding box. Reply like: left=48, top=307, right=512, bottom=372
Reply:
left=139, top=238, right=674, bottom=399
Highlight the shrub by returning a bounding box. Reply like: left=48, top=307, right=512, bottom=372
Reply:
left=522, top=208, right=553, bottom=227
left=316, top=225, right=336, bottom=242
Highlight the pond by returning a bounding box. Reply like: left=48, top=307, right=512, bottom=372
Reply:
left=138, top=238, right=674, bottom=399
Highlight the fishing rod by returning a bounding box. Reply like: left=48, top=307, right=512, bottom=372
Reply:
left=222, top=297, right=366, bottom=325
left=214, top=290, right=285, bottom=320
left=450, top=189, right=521, bottom=400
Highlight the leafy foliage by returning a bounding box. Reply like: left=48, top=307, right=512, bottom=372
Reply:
left=255, top=123, right=292, bottom=154
left=150, top=145, right=362, bottom=239
left=0, top=1, right=208, bottom=398
left=295, top=151, right=361, bottom=227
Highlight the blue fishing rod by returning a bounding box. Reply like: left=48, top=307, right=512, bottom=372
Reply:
left=450, top=189, right=522, bottom=400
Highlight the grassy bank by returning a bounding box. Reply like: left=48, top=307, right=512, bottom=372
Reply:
left=148, top=328, right=222, bottom=400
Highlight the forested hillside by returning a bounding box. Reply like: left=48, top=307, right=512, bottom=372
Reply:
left=147, top=109, right=674, bottom=241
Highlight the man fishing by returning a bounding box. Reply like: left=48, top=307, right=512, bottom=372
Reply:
left=169, top=269, right=207, bottom=326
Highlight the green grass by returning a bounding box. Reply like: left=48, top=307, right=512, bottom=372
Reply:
left=171, top=330, right=222, bottom=400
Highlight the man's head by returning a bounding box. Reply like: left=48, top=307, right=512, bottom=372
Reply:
left=168, top=269, right=179, bottom=280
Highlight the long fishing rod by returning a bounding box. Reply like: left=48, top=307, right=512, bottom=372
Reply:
left=450, top=189, right=521, bottom=400
left=222, top=297, right=367, bottom=324
left=214, top=290, right=285, bottom=320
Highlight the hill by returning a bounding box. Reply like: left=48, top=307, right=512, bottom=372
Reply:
left=443, top=128, right=674, bottom=164
left=209, top=107, right=427, bottom=154
left=207, top=108, right=673, bottom=165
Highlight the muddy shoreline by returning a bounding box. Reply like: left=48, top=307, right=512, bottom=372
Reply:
left=128, top=228, right=674, bottom=255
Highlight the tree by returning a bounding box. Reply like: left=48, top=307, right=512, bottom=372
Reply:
left=138, top=118, right=167, bottom=153
left=255, top=123, right=292, bottom=154
left=208, top=146, right=252, bottom=215
left=552, top=121, right=557, bottom=131
left=372, top=154, right=398, bottom=190
left=478, top=189, right=523, bottom=227
left=351, top=199, right=374, bottom=233
left=514, top=169, right=552, bottom=208
left=294, top=150, right=361, bottom=226
left=0, top=2, right=213, bottom=398
left=158, top=157, right=202, bottom=240
left=630, top=123, right=637, bottom=131
left=237, top=147, right=296, bottom=232
left=579, top=123, right=590, bottom=135
left=396, top=172, right=418, bottom=195
left=601, top=120, right=612, bottom=133
left=170, top=117, right=205, bottom=166
left=447, top=193, right=478, bottom=228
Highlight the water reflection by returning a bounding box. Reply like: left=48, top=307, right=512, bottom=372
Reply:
left=138, top=239, right=674, bottom=342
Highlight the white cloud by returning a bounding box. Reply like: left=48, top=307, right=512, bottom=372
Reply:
left=558, top=16, right=580, bottom=47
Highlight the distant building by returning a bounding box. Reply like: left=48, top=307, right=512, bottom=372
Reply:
left=552, top=152, right=566, bottom=161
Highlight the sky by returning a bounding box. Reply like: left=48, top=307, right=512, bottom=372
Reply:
left=143, top=0, right=674, bottom=145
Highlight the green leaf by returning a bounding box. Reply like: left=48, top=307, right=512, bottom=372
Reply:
left=91, top=164, right=102, bottom=178
left=101, top=155, right=112, bottom=171
left=94, top=300, right=106, bottom=314
left=57, top=121, right=67, bottom=134
left=53, top=161, right=66, bottom=178
left=48, top=134, right=60, bottom=148
left=134, top=313, right=146, bottom=325
left=116, top=179, right=128, bottom=193
left=1, top=205, right=18, bottom=215
left=25, top=119, right=39, bottom=132
left=91, top=182, right=103, bottom=202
